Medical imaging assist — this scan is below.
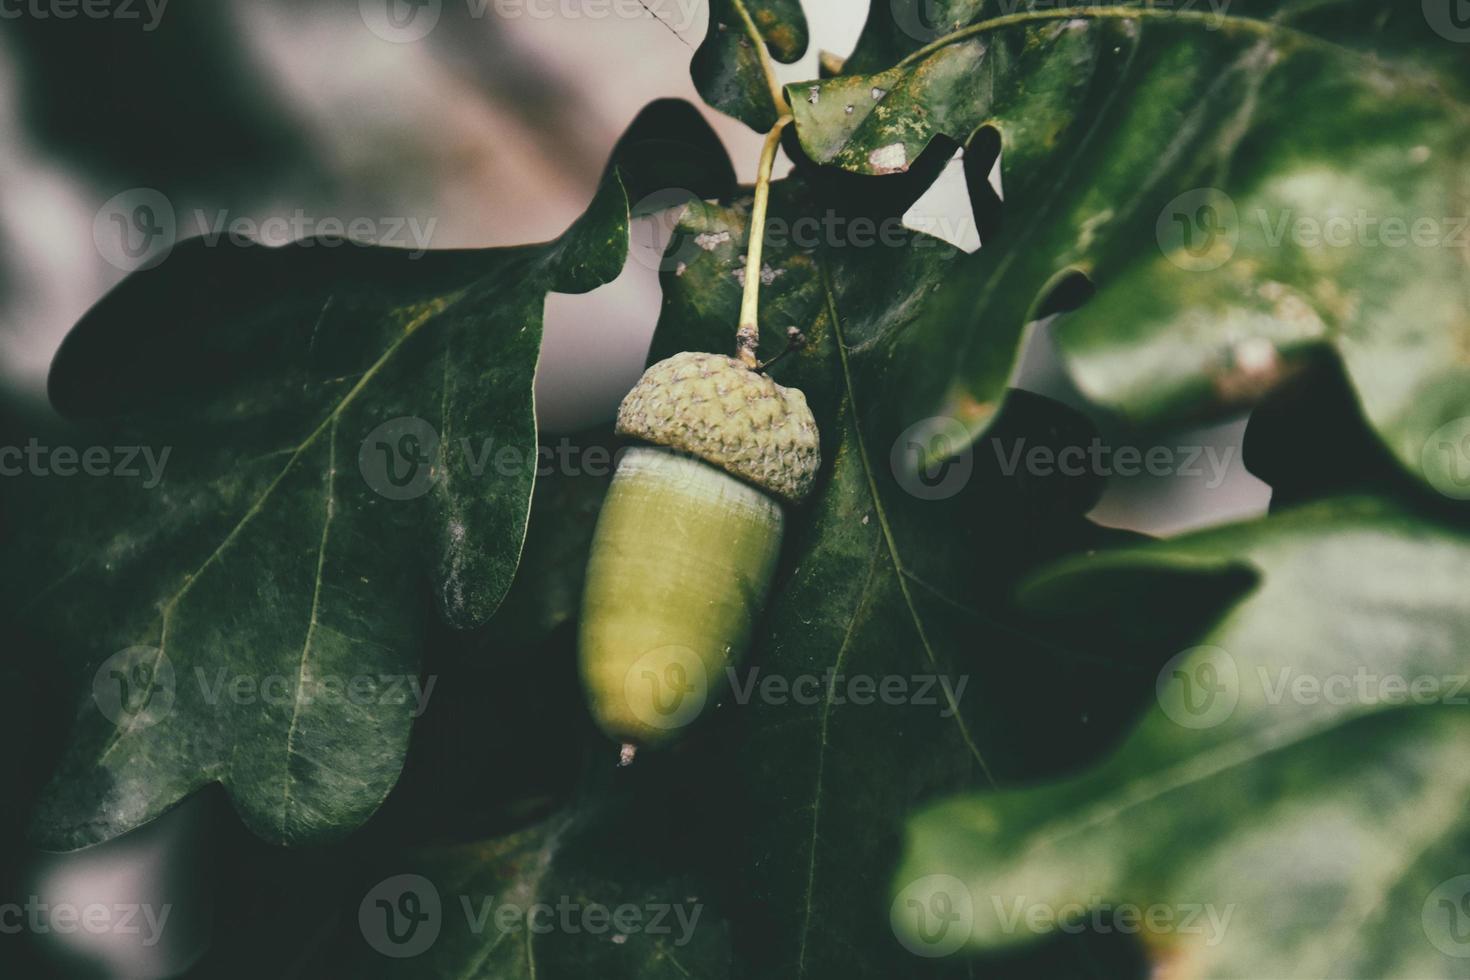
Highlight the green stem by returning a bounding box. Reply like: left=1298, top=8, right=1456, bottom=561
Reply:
left=731, top=0, right=790, bottom=117
left=737, top=114, right=793, bottom=368
left=896, top=5, right=1277, bottom=69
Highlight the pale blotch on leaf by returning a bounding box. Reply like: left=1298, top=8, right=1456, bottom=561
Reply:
left=868, top=143, right=908, bottom=175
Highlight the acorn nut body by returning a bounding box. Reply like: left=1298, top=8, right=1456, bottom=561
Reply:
left=579, top=352, right=820, bottom=747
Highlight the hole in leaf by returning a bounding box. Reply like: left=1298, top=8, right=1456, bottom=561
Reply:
left=792, top=130, right=959, bottom=223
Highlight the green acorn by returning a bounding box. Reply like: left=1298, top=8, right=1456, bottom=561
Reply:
left=579, top=350, right=820, bottom=751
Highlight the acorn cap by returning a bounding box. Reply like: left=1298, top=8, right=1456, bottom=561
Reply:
left=616, top=351, right=821, bottom=504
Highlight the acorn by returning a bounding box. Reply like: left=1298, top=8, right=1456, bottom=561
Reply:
left=578, top=349, right=820, bottom=750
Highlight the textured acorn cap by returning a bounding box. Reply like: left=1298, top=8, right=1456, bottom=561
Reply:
left=616, top=351, right=821, bottom=504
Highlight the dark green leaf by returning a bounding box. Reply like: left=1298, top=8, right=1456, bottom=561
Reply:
left=324, top=744, right=743, bottom=979
left=7, top=172, right=630, bottom=851
left=643, top=175, right=1172, bottom=977
left=896, top=497, right=1470, bottom=977
left=788, top=1, right=1470, bottom=496
left=692, top=0, right=809, bottom=131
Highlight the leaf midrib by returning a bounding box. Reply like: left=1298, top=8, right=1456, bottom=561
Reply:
left=794, top=532, right=884, bottom=976
left=818, top=252, right=993, bottom=782
left=96, top=290, right=466, bottom=767
left=278, top=413, right=340, bottom=838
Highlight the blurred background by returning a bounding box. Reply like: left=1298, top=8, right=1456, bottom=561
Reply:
left=0, top=1, right=1268, bottom=975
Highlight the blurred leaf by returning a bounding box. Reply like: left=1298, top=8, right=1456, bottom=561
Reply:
left=789, top=0, right=1470, bottom=496
left=692, top=0, right=809, bottom=131
left=6, top=170, right=630, bottom=852
left=896, top=497, right=1470, bottom=976
left=7, top=3, right=314, bottom=197
left=1242, top=352, right=1420, bottom=511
